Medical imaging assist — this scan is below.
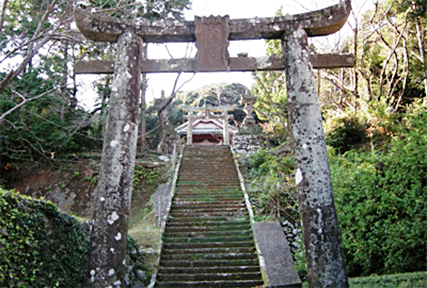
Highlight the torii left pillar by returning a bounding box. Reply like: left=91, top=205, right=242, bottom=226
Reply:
left=85, top=31, right=143, bottom=287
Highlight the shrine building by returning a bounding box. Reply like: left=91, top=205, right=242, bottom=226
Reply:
left=175, top=118, right=238, bottom=145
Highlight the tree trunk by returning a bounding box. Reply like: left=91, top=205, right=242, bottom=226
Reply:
left=60, top=39, right=69, bottom=122
left=139, top=72, right=147, bottom=151
left=139, top=44, right=148, bottom=151
left=96, top=78, right=111, bottom=141
left=85, top=31, right=143, bottom=287
left=282, top=27, right=348, bottom=288
left=0, top=0, right=9, bottom=32
left=414, top=19, right=427, bottom=100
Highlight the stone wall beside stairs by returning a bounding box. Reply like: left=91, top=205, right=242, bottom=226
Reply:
left=281, top=220, right=303, bottom=261
left=232, top=134, right=267, bottom=155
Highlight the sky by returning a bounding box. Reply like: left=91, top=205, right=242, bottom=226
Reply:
left=75, top=0, right=374, bottom=109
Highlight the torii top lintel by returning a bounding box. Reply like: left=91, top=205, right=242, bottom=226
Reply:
left=74, top=1, right=351, bottom=43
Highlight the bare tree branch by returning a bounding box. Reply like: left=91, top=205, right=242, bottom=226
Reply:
left=3, top=119, right=50, bottom=161
left=0, top=0, right=65, bottom=93
left=157, top=72, right=196, bottom=115
left=253, top=72, right=288, bottom=131
left=0, top=88, right=57, bottom=126
left=0, top=0, right=9, bottom=31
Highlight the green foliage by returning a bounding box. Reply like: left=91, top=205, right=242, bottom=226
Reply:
left=302, top=272, right=427, bottom=288
left=133, top=166, right=160, bottom=188
left=0, top=70, right=97, bottom=159
left=244, top=147, right=298, bottom=222
left=348, top=271, right=427, bottom=288
left=329, top=107, right=427, bottom=276
left=0, top=188, right=88, bottom=287
left=252, top=65, right=288, bottom=135
left=0, top=189, right=152, bottom=287
left=293, top=237, right=307, bottom=282
left=325, top=115, right=369, bottom=153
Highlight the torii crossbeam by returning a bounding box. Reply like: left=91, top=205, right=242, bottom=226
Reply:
left=74, top=2, right=352, bottom=287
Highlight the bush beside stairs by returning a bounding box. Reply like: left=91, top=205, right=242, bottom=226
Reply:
left=156, top=145, right=264, bottom=288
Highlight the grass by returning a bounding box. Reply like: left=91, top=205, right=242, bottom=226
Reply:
left=302, top=272, right=427, bottom=288
left=128, top=210, right=161, bottom=250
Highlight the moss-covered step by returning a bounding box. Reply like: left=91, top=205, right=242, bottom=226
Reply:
left=155, top=279, right=264, bottom=287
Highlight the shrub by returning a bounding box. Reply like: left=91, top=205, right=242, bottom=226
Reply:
left=246, top=147, right=298, bottom=223
left=0, top=188, right=88, bottom=287
left=348, top=271, right=427, bottom=288
left=0, top=189, right=151, bottom=287
left=325, top=115, right=368, bottom=154
left=329, top=108, right=427, bottom=276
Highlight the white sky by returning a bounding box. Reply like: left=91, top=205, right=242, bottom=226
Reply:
left=75, top=0, right=374, bottom=109
left=144, top=0, right=372, bottom=104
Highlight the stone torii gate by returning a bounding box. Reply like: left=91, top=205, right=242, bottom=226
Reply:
left=181, top=105, right=236, bottom=145
left=74, top=1, right=353, bottom=287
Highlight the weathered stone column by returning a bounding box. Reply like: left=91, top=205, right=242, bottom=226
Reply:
left=282, top=27, right=348, bottom=288
left=223, top=111, right=229, bottom=145
left=85, top=31, right=143, bottom=287
left=187, top=111, right=193, bottom=145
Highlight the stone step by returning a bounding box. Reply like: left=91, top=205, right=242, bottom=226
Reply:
left=174, top=190, right=242, bottom=196
left=159, top=259, right=259, bottom=268
left=163, top=235, right=254, bottom=244
left=178, top=166, right=236, bottom=169
left=177, top=178, right=239, bottom=183
left=172, top=200, right=244, bottom=206
left=175, top=184, right=240, bottom=188
left=181, top=161, right=235, bottom=163
left=171, top=202, right=246, bottom=209
left=172, top=196, right=243, bottom=202
left=166, top=220, right=250, bottom=228
left=175, top=184, right=241, bottom=188
left=157, top=146, right=262, bottom=288
left=157, top=271, right=262, bottom=282
left=155, top=279, right=264, bottom=288
left=168, top=211, right=248, bottom=218
left=157, top=266, right=260, bottom=275
left=162, top=241, right=256, bottom=250
left=167, top=216, right=249, bottom=224
left=178, top=173, right=237, bottom=176
left=160, top=252, right=257, bottom=261
left=178, top=171, right=237, bottom=175
left=163, top=230, right=252, bottom=238
left=161, top=246, right=256, bottom=255
left=174, top=188, right=242, bottom=193
left=169, top=207, right=247, bottom=214
left=171, top=200, right=245, bottom=206
left=173, top=192, right=242, bottom=197
left=173, top=192, right=243, bottom=198
left=178, top=169, right=237, bottom=173
left=165, top=224, right=251, bottom=233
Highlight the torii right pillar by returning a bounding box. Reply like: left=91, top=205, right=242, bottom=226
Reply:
left=282, top=27, right=349, bottom=287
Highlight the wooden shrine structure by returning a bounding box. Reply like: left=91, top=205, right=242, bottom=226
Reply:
left=74, top=1, right=354, bottom=287
left=178, top=106, right=237, bottom=145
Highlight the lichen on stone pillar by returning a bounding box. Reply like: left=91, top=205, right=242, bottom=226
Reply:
left=85, top=30, right=143, bottom=287
left=282, top=26, right=348, bottom=288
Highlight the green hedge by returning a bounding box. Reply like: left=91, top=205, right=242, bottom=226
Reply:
left=0, top=189, right=150, bottom=287
left=330, top=109, right=427, bottom=276
left=302, top=272, right=427, bottom=288
left=349, top=272, right=427, bottom=288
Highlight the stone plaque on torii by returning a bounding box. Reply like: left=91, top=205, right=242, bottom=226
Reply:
left=74, top=1, right=353, bottom=287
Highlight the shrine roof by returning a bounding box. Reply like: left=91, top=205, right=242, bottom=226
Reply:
left=175, top=118, right=238, bottom=135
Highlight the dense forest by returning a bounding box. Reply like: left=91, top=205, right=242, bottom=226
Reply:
left=0, top=0, right=426, bottom=286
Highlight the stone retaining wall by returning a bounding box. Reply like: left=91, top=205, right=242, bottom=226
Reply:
left=232, top=134, right=267, bottom=154
left=281, top=220, right=302, bottom=259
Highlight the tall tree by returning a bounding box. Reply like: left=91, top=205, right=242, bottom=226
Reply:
left=252, top=8, right=290, bottom=136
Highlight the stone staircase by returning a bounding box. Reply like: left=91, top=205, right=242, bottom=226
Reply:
left=155, top=145, right=263, bottom=288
